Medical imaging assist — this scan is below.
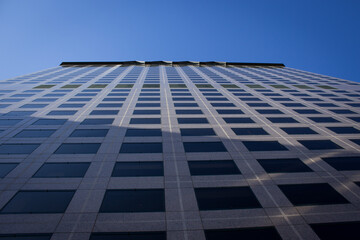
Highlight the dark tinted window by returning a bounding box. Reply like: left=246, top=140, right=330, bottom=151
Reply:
left=70, top=129, right=108, bottom=137
left=177, top=118, right=208, bottom=124
left=183, top=142, right=227, bottom=152
left=32, top=119, right=66, bottom=125
left=327, top=127, right=360, bottom=134
left=180, top=128, right=216, bottom=136
left=175, top=110, right=203, bottom=114
left=267, top=117, right=299, bottom=123
left=120, top=143, right=162, bottom=153
left=54, top=143, right=101, bottom=154
left=59, top=103, right=85, bottom=108
left=125, top=129, right=162, bottom=137
left=47, top=110, right=76, bottom=116
left=205, top=227, right=281, bottom=240
left=135, top=103, right=161, bottom=107
left=298, top=140, right=343, bottom=150
left=232, top=128, right=269, bottom=135
left=0, top=190, right=75, bottom=213
left=133, top=110, right=160, bottom=115
left=330, top=109, right=356, bottom=114
left=174, top=103, right=198, bottom=107
left=310, top=221, right=360, bottom=240
left=293, top=109, right=321, bottom=114
left=14, top=130, right=56, bottom=138
left=216, top=109, right=244, bottom=114
left=99, top=189, right=165, bottom=212
left=223, top=117, right=254, bottom=124
left=4, top=111, right=35, bottom=116
left=112, top=162, right=163, bottom=177
left=211, top=103, right=235, bottom=107
left=0, top=119, right=22, bottom=126
left=279, top=183, right=349, bottom=206
left=90, top=110, right=119, bottom=115
left=256, top=109, right=283, bottom=114
left=90, top=232, right=166, bottom=240
left=0, top=233, right=52, bottom=239
left=281, top=127, right=318, bottom=135
left=188, top=160, right=240, bottom=176
left=258, top=158, right=312, bottom=173
left=242, top=141, right=288, bottom=151
left=309, top=117, right=340, bottom=123
left=130, top=118, right=161, bottom=124
left=33, top=163, right=90, bottom=178
left=322, top=156, right=360, bottom=171
left=0, top=144, right=40, bottom=154
left=348, top=117, right=360, bottom=123
left=0, top=163, right=18, bottom=178
left=195, top=187, right=261, bottom=210
left=81, top=118, right=114, bottom=125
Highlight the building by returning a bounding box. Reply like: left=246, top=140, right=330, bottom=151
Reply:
left=0, top=61, right=360, bottom=240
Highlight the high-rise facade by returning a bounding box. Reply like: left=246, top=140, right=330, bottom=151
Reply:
left=0, top=61, right=360, bottom=240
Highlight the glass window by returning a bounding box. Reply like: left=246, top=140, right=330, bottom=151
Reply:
left=223, top=118, right=254, bottom=124
left=0, top=119, right=23, bottom=126
left=33, top=163, right=90, bottom=178
left=97, top=103, right=122, bottom=108
left=69, top=129, right=108, bottom=137
left=247, top=103, right=271, bottom=107
left=54, top=143, right=101, bottom=154
left=0, top=233, right=52, bottom=239
left=0, top=190, right=75, bottom=213
left=175, top=110, right=203, bottom=114
left=350, top=139, right=360, bottom=146
left=258, top=158, right=312, bottom=173
left=90, top=110, right=119, bottom=115
left=180, top=128, right=216, bottom=136
left=0, top=163, right=18, bottom=178
left=47, top=110, right=77, bottom=116
left=0, top=144, right=40, bottom=154
left=216, top=109, right=243, bottom=115
left=81, top=118, right=114, bottom=125
left=177, top=118, right=208, bottom=124
left=99, top=189, right=165, bottom=212
left=205, top=227, right=281, bottom=240
left=298, top=140, right=343, bottom=150
left=242, top=141, right=288, bottom=151
left=330, top=109, right=356, bottom=114
left=4, top=111, right=35, bottom=116
left=183, top=142, right=227, bottom=152
left=90, top=232, right=166, bottom=240
left=232, top=128, right=269, bottom=135
left=130, top=118, right=161, bottom=124
left=133, top=110, right=160, bottom=115
left=32, top=119, right=66, bottom=125
left=188, top=160, right=240, bottom=176
left=120, top=143, right=162, bottom=153
left=14, top=130, right=56, bottom=138
left=21, top=104, right=48, bottom=108
left=174, top=103, right=198, bottom=107
left=294, top=109, right=321, bottom=114
left=322, top=156, right=360, bottom=171
left=348, top=117, right=360, bottom=123
left=281, top=127, right=318, bottom=135
left=310, top=221, right=360, bottom=240
left=194, top=187, right=261, bottom=210
left=309, top=117, right=340, bottom=123
left=112, top=162, right=163, bottom=177
left=267, top=117, right=299, bottom=123
left=125, top=129, right=162, bottom=137
left=135, top=103, right=161, bottom=107
left=279, top=183, right=349, bottom=206
left=59, top=104, right=85, bottom=108
left=327, top=127, right=360, bottom=134
left=211, top=103, right=235, bottom=107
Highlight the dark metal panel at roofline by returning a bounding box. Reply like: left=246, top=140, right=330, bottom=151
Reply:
left=60, top=61, right=285, bottom=67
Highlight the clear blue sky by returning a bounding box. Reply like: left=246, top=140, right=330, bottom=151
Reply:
left=1, top=0, right=359, bottom=82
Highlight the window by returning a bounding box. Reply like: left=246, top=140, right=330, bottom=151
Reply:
left=194, top=187, right=261, bottom=210
left=133, top=110, right=160, bottom=115
left=322, top=156, right=360, bottom=171
left=247, top=103, right=271, bottom=107
left=180, top=128, right=216, bottom=136
left=177, top=118, right=208, bottom=124
left=205, top=227, right=281, bottom=240
left=281, top=103, right=305, bottom=107
left=256, top=109, right=284, bottom=114
left=0, top=233, right=52, bottom=239
left=351, top=139, right=360, bottom=146
left=257, top=158, right=312, bottom=173
left=14, top=130, right=56, bottom=138
left=90, top=232, right=166, bottom=240
left=32, top=119, right=66, bottom=125
left=135, top=103, right=160, bottom=107
left=130, top=118, right=161, bottom=124
left=327, top=127, right=360, bottom=134
left=188, top=160, right=240, bottom=176
left=310, top=221, right=360, bottom=240
left=309, top=117, right=340, bottom=123
left=242, top=141, right=288, bottom=151
left=21, top=104, right=48, bottom=108
left=0, top=163, right=18, bottom=178
left=0, top=144, right=40, bottom=154
left=223, top=117, right=254, bottom=124
left=267, top=117, right=299, bottom=123
left=216, top=109, right=243, bottom=114
left=278, top=183, right=349, bottom=206
left=298, top=140, right=343, bottom=150
left=112, top=162, right=163, bottom=177
left=0, top=119, right=22, bottom=126
left=59, top=103, right=85, bottom=108
left=4, top=111, right=35, bottom=116
left=330, top=109, right=356, bottom=114
left=70, top=129, right=108, bottom=137
left=67, top=98, right=91, bottom=102
left=280, top=127, right=318, bottom=135
left=120, top=143, right=162, bottom=153
left=0, top=190, right=75, bottom=213
left=97, top=103, right=122, bottom=108
left=174, top=103, right=198, bottom=107
left=47, top=110, right=77, bottom=116
left=183, top=142, right=227, bottom=152
left=90, top=110, right=119, bottom=115
left=211, top=103, right=235, bottom=107
left=348, top=117, right=360, bottom=123
left=175, top=110, right=203, bottom=114
left=293, top=109, right=321, bottom=114
left=99, top=189, right=165, bottom=212
left=33, top=163, right=90, bottom=178
left=232, top=128, right=269, bottom=135
left=125, top=129, right=162, bottom=137
left=54, top=143, right=101, bottom=154
left=81, top=118, right=114, bottom=125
